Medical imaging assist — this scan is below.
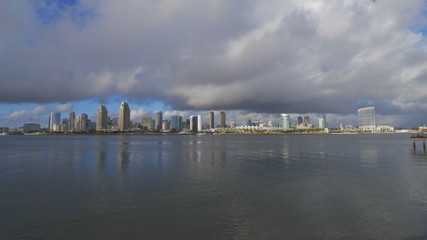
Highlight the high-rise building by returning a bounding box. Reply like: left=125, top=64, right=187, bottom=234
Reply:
left=155, top=111, right=163, bottom=130
left=297, top=116, right=303, bottom=125
left=162, top=120, right=170, bottom=131
left=209, top=111, right=214, bottom=129
left=281, top=114, right=291, bottom=130
left=170, top=115, right=182, bottom=131
left=68, top=112, right=75, bottom=131
left=111, top=117, right=119, bottom=127
left=184, top=119, right=190, bottom=129
left=62, top=118, right=68, bottom=131
left=319, top=115, right=327, bottom=129
left=48, top=115, right=51, bottom=130
left=246, top=119, right=252, bottom=127
left=76, top=113, right=88, bottom=131
left=119, top=101, right=130, bottom=131
left=49, top=112, right=60, bottom=130
left=96, top=105, right=108, bottom=130
left=198, top=115, right=202, bottom=132
left=230, top=122, right=236, bottom=128
left=220, top=111, right=226, bottom=128
left=141, top=116, right=153, bottom=130
left=358, top=107, right=376, bottom=131
left=303, top=116, right=310, bottom=126
left=190, top=115, right=198, bottom=132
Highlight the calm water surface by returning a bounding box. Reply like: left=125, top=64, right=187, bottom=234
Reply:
left=1, top=134, right=427, bottom=239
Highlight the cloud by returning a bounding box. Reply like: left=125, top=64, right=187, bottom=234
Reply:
left=130, top=108, right=148, bottom=122
left=1, top=0, right=427, bottom=121
left=55, top=103, right=73, bottom=112
left=7, top=105, right=47, bottom=118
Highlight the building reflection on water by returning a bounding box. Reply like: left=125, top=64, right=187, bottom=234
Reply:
left=360, top=149, right=378, bottom=168
left=117, top=140, right=130, bottom=169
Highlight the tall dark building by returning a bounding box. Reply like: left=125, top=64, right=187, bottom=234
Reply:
left=297, top=116, right=303, bottom=125
left=303, top=116, right=310, bottom=126
left=220, top=111, right=226, bottom=128
left=155, top=111, right=163, bottom=130
left=209, top=111, right=214, bottom=129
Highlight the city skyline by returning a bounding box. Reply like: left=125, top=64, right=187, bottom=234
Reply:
left=2, top=1, right=427, bottom=128
left=0, top=101, right=418, bottom=130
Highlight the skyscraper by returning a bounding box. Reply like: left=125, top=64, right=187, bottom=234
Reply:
left=303, top=116, right=310, bottom=126
left=155, top=111, right=163, bottom=130
left=49, top=112, right=60, bottom=130
left=246, top=119, right=252, bottom=127
left=68, top=112, right=75, bottom=131
left=297, top=116, right=303, bottom=125
left=162, top=120, right=170, bottom=130
left=358, top=107, right=376, bottom=131
left=281, top=114, right=291, bottom=130
left=96, top=105, right=108, bottom=130
left=170, top=115, right=182, bottom=131
left=220, top=111, right=226, bottom=128
left=141, top=116, right=153, bottom=130
left=62, top=118, right=68, bottom=131
left=119, top=101, right=130, bottom=131
left=190, top=115, right=198, bottom=132
left=197, top=115, right=202, bottom=132
left=76, top=113, right=88, bottom=131
left=209, top=111, right=214, bottom=129
left=319, top=115, right=327, bottom=129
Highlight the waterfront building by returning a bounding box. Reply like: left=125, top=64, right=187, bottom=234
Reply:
left=231, top=122, right=236, bottom=128
left=96, top=105, right=108, bottom=131
left=297, top=116, right=303, bottom=125
left=170, top=115, right=182, bottom=131
left=183, top=119, right=190, bottom=129
left=68, top=112, right=75, bottom=131
left=76, top=113, right=88, bottom=131
left=246, top=119, right=252, bottom=127
left=53, top=123, right=66, bottom=132
left=198, top=115, right=202, bottom=132
left=49, top=112, right=60, bottom=130
left=303, top=116, right=310, bottom=126
left=220, top=111, right=226, bottom=128
left=162, top=120, right=170, bottom=131
left=209, top=111, right=214, bottom=129
left=119, top=101, right=130, bottom=131
left=319, top=115, right=327, bottom=129
left=111, top=117, right=119, bottom=127
left=376, top=125, right=394, bottom=132
left=23, top=123, right=41, bottom=132
left=358, top=107, right=376, bottom=131
left=86, top=119, right=96, bottom=131
left=190, top=115, right=198, bottom=132
left=62, top=118, right=68, bottom=131
left=155, top=111, right=163, bottom=130
left=281, top=114, right=291, bottom=130
left=141, top=116, right=153, bottom=130
left=48, top=115, right=51, bottom=130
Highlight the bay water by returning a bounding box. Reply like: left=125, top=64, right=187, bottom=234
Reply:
left=1, top=134, right=427, bottom=239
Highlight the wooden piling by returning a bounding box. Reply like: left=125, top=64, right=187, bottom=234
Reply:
left=413, top=139, right=416, bottom=150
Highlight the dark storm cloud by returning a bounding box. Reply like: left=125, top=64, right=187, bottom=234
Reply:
left=1, top=0, right=427, bottom=115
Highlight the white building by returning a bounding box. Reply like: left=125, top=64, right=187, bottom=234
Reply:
left=319, top=115, right=327, bottom=129
left=281, top=114, right=291, bottom=130
left=358, top=107, right=376, bottom=131
left=197, top=115, right=202, bottom=132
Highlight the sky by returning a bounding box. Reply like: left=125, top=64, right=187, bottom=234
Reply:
left=1, top=0, right=427, bottom=128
